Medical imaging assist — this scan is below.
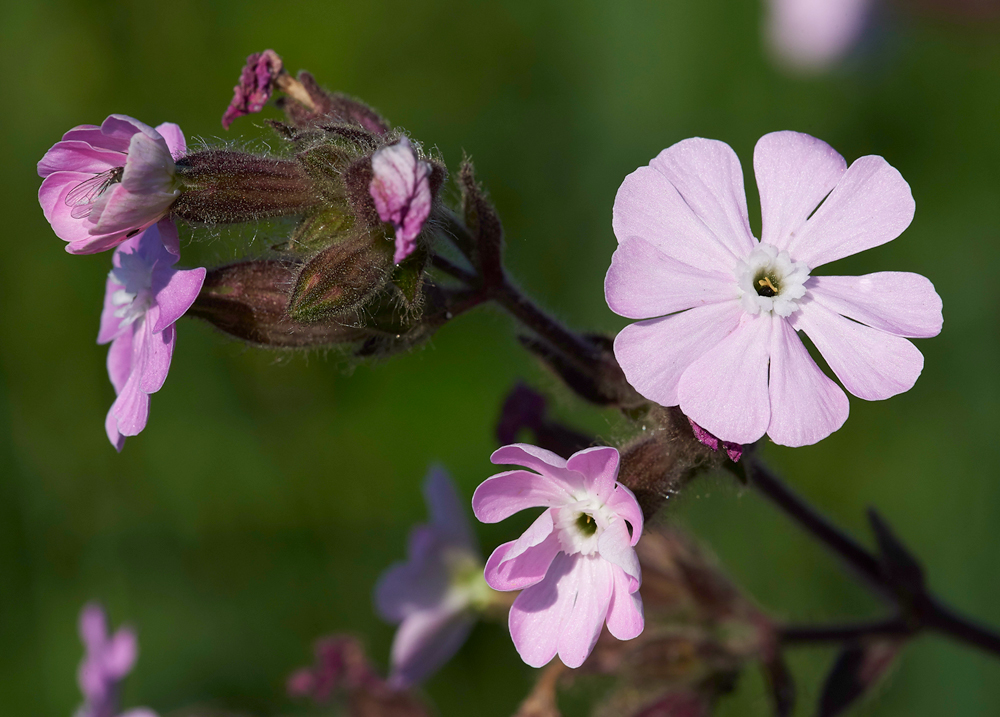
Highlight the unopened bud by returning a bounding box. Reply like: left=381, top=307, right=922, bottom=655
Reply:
left=288, top=232, right=395, bottom=322
left=188, top=260, right=373, bottom=348
left=172, top=150, right=319, bottom=224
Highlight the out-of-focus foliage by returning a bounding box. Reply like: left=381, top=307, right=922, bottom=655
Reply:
left=1, top=1, right=999, bottom=715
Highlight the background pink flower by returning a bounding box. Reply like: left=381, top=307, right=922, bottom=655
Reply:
left=606, top=131, right=943, bottom=447
left=472, top=444, right=644, bottom=668
left=98, top=221, right=205, bottom=451
left=38, top=114, right=185, bottom=255
left=765, top=0, right=872, bottom=72
left=374, top=467, right=489, bottom=688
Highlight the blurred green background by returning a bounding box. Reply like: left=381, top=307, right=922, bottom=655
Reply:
left=2, top=0, right=1000, bottom=714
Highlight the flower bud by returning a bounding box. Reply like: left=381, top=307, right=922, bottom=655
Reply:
left=172, top=150, right=319, bottom=224
left=287, top=232, right=395, bottom=322
left=278, top=70, right=390, bottom=134
left=188, top=260, right=374, bottom=348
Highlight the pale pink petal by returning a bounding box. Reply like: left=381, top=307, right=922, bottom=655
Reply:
left=605, top=484, right=643, bottom=545
left=423, top=466, right=477, bottom=551
left=472, top=469, right=575, bottom=523
left=98, top=277, right=127, bottom=345
left=150, top=267, right=206, bottom=333
left=604, top=567, right=644, bottom=641
left=678, top=313, right=773, bottom=445
left=106, top=332, right=133, bottom=395
left=566, top=446, right=620, bottom=501
left=767, top=0, right=871, bottom=72
left=369, top=137, right=432, bottom=264
left=39, top=172, right=107, bottom=247
left=508, top=553, right=581, bottom=668
left=155, top=122, right=186, bottom=159
left=79, top=603, right=109, bottom=650
left=649, top=138, right=756, bottom=261
left=597, top=519, right=640, bottom=588
left=614, top=301, right=743, bottom=408
left=808, top=273, right=943, bottom=338
left=612, top=166, right=742, bottom=272
left=605, top=237, right=738, bottom=320
left=485, top=529, right=560, bottom=592
left=105, top=408, right=126, bottom=452
left=786, top=155, right=914, bottom=269
left=497, top=510, right=555, bottom=565
left=63, top=115, right=143, bottom=152
left=556, top=557, right=614, bottom=668
left=793, top=301, right=924, bottom=401
left=119, top=710, right=159, bottom=717
left=109, top=376, right=150, bottom=439
left=104, top=628, right=138, bottom=678
left=374, top=528, right=448, bottom=622
left=491, top=443, right=567, bottom=473
left=37, top=141, right=122, bottom=177
left=138, top=324, right=174, bottom=394
left=754, top=131, right=846, bottom=251
left=767, top=317, right=849, bottom=447
left=90, top=132, right=178, bottom=235
left=388, top=605, right=475, bottom=688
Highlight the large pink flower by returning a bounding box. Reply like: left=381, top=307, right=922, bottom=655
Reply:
left=606, top=131, right=943, bottom=447
left=38, top=114, right=185, bottom=255
left=472, top=444, right=644, bottom=668
left=98, top=221, right=205, bottom=451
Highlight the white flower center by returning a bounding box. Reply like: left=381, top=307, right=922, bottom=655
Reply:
left=735, top=244, right=810, bottom=317
left=554, top=496, right=614, bottom=556
left=109, top=252, right=154, bottom=330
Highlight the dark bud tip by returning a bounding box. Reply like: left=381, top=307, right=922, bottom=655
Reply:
left=867, top=508, right=926, bottom=599
left=459, top=159, right=504, bottom=288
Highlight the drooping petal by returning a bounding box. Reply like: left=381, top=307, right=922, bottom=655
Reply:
left=106, top=331, right=134, bottom=395
left=105, top=408, right=126, bottom=453
left=137, top=324, right=175, bottom=394
left=472, top=469, right=576, bottom=523
left=785, top=155, right=914, bottom=269
left=150, top=267, right=206, bottom=333
left=614, top=301, right=743, bottom=408
left=388, top=604, right=475, bottom=689
left=37, top=141, right=122, bottom=177
left=649, top=138, right=757, bottom=261
left=605, top=237, right=738, bottom=320
left=108, top=326, right=151, bottom=439
left=485, top=528, right=561, bottom=591
left=423, top=466, right=478, bottom=551
left=678, top=313, right=774, bottom=445
left=155, top=122, right=186, bottom=159
left=605, top=484, right=644, bottom=545
left=612, top=165, right=743, bottom=272
left=566, top=446, right=620, bottom=502
left=604, top=567, right=644, bottom=641
left=597, top=518, right=641, bottom=589
left=754, top=131, right=846, bottom=251
left=556, top=556, right=614, bottom=668
left=767, top=317, right=849, bottom=447
left=793, top=301, right=924, bottom=401
left=808, top=273, right=943, bottom=338
left=508, top=553, right=581, bottom=668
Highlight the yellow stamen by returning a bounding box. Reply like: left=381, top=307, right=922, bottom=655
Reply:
left=758, top=276, right=778, bottom=293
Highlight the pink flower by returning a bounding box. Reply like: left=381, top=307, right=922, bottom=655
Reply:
left=98, top=221, right=205, bottom=452
left=76, top=603, right=157, bottom=717
left=38, top=115, right=185, bottom=255
left=765, top=0, right=872, bottom=71
left=222, top=49, right=283, bottom=129
left=472, top=445, right=644, bottom=668
left=606, top=131, right=943, bottom=447
left=369, top=137, right=433, bottom=264
left=375, top=468, right=488, bottom=688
